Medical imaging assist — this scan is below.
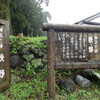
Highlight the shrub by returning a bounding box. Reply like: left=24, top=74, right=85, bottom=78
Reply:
left=10, top=35, right=47, bottom=55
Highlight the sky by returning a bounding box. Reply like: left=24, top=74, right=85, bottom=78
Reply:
left=41, top=0, right=100, bottom=24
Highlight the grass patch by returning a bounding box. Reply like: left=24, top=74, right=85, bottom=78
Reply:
left=54, top=83, right=100, bottom=100
left=1, top=68, right=100, bottom=100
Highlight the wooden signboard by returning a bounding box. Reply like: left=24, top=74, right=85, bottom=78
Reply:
left=0, top=20, right=10, bottom=91
left=43, top=23, right=100, bottom=98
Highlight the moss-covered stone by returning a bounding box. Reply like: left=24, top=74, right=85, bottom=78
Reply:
left=11, top=74, right=21, bottom=83
left=10, top=54, right=21, bottom=68
left=21, top=61, right=32, bottom=70
left=31, top=59, right=43, bottom=68
left=23, top=54, right=34, bottom=61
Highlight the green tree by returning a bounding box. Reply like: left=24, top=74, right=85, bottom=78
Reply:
left=37, top=0, right=49, bottom=5
left=11, top=13, right=28, bottom=33
left=0, top=0, right=10, bottom=20
left=43, top=11, right=51, bottom=23
left=10, top=0, right=51, bottom=36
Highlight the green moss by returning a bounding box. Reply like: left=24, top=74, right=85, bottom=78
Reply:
left=31, top=59, right=43, bottom=68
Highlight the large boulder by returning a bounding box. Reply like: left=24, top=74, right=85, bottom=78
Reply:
left=11, top=74, right=21, bottom=83
left=92, top=71, right=100, bottom=80
left=10, top=55, right=21, bottom=68
left=58, top=79, right=76, bottom=93
left=74, top=75, right=91, bottom=88
left=80, top=69, right=100, bottom=82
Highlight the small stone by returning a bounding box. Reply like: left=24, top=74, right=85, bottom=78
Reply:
left=20, top=44, right=31, bottom=55
left=30, top=47, right=44, bottom=57
left=64, top=79, right=76, bottom=93
left=57, top=79, right=76, bottom=93
left=10, top=55, right=21, bottom=68
left=22, top=61, right=32, bottom=69
left=38, top=51, right=44, bottom=57
left=11, top=74, right=21, bottom=83
left=42, top=59, right=47, bottom=64
left=31, top=59, right=43, bottom=68
left=30, top=46, right=40, bottom=54
left=23, top=54, right=34, bottom=61
left=19, top=68, right=26, bottom=73
left=74, top=75, right=91, bottom=88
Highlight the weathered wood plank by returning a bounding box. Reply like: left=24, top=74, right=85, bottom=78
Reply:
left=43, top=23, right=100, bottom=32
left=55, top=61, right=100, bottom=70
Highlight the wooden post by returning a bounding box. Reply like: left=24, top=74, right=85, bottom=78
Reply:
left=47, top=29, right=55, bottom=98
left=0, top=19, right=10, bottom=91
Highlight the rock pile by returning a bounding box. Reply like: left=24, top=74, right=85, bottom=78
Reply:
left=10, top=44, right=47, bottom=73
left=57, top=69, right=100, bottom=93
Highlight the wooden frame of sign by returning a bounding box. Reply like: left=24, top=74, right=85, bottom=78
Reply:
left=0, top=19, right=10, bottom=91
left=43, top=23, right=100, bottom=98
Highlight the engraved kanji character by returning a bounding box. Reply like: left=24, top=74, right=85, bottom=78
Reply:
left=0, top=54, right=4, bottom=62
left=0, top=43, right=3, bottom=48
left=0, top=70, right=5, bottom=78
left=89, top=46, right=93, bottom=53
left=0, top=33, right=3, bottom=38
left=0, top=28, right=3, bottom=32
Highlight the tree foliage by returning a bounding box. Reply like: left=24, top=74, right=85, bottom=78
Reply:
left=37, top=0, right=49, bottom=6
left=10, top=0, right=51, bottom=36
left=0, top=3, right=10, bottom=20
left=43, top=11, right=51, bottom=22
left=0, top=0, right=10, bottom=20
left=0, top=0, right=51, bottom=36
left=12, top=13, right=28, bottom=33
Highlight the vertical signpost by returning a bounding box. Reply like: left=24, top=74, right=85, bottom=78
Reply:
left=0, top=20, right=10, bottom=91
